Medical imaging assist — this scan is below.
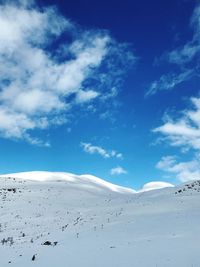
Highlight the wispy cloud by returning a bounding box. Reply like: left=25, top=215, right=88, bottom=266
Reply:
left=0, top=0, right=135, bottom=145
left=166, top=4, right=200, bottom=66
left=146, top=3, right=200, bottom=96
left=167, top=44, right=200, bottom=66
left=146, top=69, right=193, bottom=96
left=156, top=155, right=200, bottom=182
left=110, top=166, right=127, bottom=175
left=81, top=142, right=123, bottom=159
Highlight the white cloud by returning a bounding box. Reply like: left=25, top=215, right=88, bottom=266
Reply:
left=81, top=142, right=123, bottom=159
left=110, top=166, right=127, bottom=175
left=75, top=90, right=100, bottom=104
left=156, top=155, right=200, bottom=182
left=153, top=97, right=200, bottom=151
left=156, top=156, right=177, bottom=170
left=0, top=0, right=135, bottom=145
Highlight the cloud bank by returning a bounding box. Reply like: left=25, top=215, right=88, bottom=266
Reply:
left=156, top=155, right=200, bottom=182
left=0, top=0, right=135, bottom=145
left=153, top=97, right=200, bottom=151
left=154, top=95, right=200, bottom=182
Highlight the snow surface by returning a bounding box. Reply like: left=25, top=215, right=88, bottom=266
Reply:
left=0, top=171, right=199, bottom=267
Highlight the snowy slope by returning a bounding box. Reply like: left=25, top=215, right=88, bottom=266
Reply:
left=0, top=171, right=135, bottom=193
left=0, top=172, right=199, bottom=267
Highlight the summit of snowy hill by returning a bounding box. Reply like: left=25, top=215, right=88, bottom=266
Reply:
left=0, top=171, right=135, bottom=194
left=140, top=181, right=174, bottom=192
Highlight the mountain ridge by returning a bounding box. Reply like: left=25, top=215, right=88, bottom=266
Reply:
left=0, top=171, right=174, bottom=193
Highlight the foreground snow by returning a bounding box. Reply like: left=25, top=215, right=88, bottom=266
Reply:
left=0, top=171, right=199, bottom=267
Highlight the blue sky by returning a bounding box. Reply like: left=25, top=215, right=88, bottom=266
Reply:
left=0, top=0, right=200, bottom=189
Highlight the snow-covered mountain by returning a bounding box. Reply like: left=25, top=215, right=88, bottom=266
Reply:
left=0, top=171, right=199, bottom=267
left=0, top=171, right=136, bottom=194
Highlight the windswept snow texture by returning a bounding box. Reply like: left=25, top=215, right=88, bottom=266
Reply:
left=0, top=172, right=199, bottom=267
